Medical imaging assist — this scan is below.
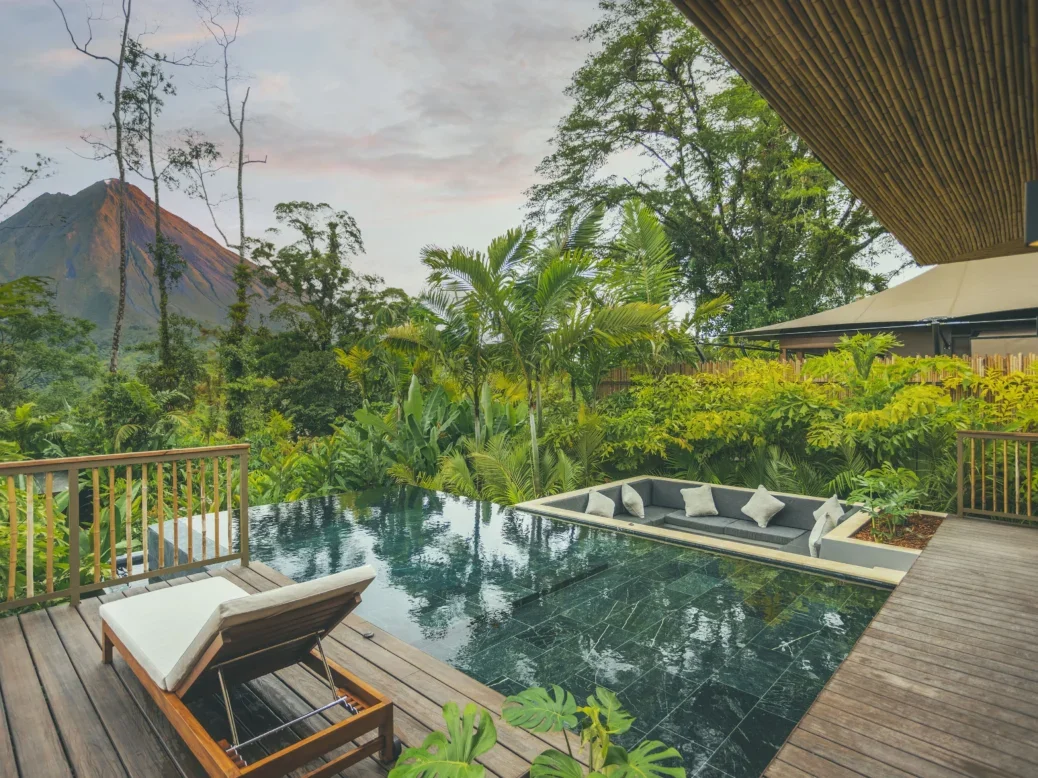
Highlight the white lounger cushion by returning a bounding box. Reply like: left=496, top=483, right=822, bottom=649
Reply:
left=101, top=565, right=377, bottom=692
left=100, top=576, right=248, bottom=691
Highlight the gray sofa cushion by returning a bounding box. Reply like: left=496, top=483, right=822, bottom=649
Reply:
left=724, top=519, right=806, bottom=545
left=665, top=512, right=738, bottom=533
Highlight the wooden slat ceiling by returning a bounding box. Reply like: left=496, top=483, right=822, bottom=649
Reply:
left=671, top=0, right=1038, bottom=266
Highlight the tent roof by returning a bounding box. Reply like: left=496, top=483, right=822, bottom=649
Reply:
left=671, top=1, right=1038, bottom=266
left=737, top=252, right=1038, bottom=337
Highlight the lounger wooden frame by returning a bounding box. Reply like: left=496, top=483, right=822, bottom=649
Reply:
left=101, top=591, right=395, bottom=778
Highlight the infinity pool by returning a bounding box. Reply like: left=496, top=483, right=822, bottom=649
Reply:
left=248, top=487, right=887, bottom=778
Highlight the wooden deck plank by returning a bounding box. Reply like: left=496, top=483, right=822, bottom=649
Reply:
left=18, top=609, right=130, bottom=777
left=0, top=659, right=19, bottom=778
left=45, top=602, right=189, bottom=778
left=0, top=612, right=73, bottom=778
left=769, top=516, right=1038, bottom=777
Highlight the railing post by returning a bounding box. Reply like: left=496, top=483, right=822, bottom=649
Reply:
left=68, top=467, right=80, bottom=608
left=956, top=433, right=965, bottom=518
left=239, top=449, right=249, bottom=567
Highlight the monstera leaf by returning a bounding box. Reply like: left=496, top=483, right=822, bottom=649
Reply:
left=389, top=702, right=497, bottom=778
left=503, top=686, right=578, bottom=733
left=530, top=749, right=601, bottom=778
left=583, top=687, right=634, bottom=737
left=603, top=741, right=685, bottom=778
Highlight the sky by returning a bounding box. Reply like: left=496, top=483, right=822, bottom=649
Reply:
left=1, top=0, right=604, bottom=294
left=1, top=0, right=921, bottom=296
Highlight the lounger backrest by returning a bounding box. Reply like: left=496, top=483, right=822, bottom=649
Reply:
left=170, top=565, right=376, bottom=697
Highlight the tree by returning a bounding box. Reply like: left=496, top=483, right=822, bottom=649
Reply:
left=0, top=141, right=52, bottom=216
left=122, top=41, right=185, bottom=382
left=527, top=0, right=904, bottom=332
left=0, top=278, right=97, bottom=409
left=256, top=201, right=369, bottom=350
left=54, top=0, right=134, bottom=372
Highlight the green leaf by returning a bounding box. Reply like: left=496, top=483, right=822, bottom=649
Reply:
left=586, top=687, right=634, bottom=736
left=388, top=702, right=497, bottom=778
left=604, top=741, right=685, bottom=778
left=503, top=685, right=578, bottom=733
left=530, top=749, right=586, bottom=778
left=404, top=374, right=424, bottom=420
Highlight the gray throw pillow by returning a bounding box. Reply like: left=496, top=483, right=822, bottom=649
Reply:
left=680, top=484, right=718, bottom=517
left=621, top=483, right=645, bottom=519
left=741, top=485, right=785, bottom=528
left=586, top=490, right=615, bottom=519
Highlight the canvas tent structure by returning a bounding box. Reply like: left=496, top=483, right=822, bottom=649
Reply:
left=734, top=252, right=1038, bottom=357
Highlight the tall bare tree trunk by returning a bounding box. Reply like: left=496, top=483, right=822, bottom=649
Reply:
left=108, top=0, right=132, bottom=373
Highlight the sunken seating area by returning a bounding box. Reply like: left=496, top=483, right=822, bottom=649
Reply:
left=535, top=478, right=859, bottom=556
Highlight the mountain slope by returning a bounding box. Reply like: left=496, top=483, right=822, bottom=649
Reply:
left=0, top=180, right=273, bottom=338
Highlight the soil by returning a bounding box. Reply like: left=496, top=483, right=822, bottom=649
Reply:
left=851, top=512, right=943, bottom=550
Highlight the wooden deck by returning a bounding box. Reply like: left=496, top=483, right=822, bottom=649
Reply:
left=0, top=561, right=566, bottom=778
left=767, top=516, right=1038, bottom=778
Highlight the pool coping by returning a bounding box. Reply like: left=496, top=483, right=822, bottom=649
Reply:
left=515, top=476, right=905, bottom=587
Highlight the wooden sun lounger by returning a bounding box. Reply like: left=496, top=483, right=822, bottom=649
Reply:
left=99, top=566, right=399, bottom=778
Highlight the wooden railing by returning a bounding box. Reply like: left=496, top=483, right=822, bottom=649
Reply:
left=957, top=431, right=1037, bottom=522
left=0, top=444, right=249, bottom=612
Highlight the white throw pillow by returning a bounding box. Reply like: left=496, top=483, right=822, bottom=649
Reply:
left=680, top=484, right=718, bottom=517
left=741, top=485, right=785, bottom=528
left=621, top=483, right=645, bottom=519
left=809, top=511, right=838, bottom=558
left=813, top=494, right=843, bottom=525
left=586, top=490, right=615, bottom=519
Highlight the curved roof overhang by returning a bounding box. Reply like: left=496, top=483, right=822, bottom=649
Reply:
left=671, top=0, right=1038, bottom=266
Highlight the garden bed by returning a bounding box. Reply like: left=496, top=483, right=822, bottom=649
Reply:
left=851, top=512, right=943, bottom=550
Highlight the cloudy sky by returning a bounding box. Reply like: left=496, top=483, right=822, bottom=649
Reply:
left=2, top=0, right=919, bottom=296
left=1, top=0, right=604, bottom=293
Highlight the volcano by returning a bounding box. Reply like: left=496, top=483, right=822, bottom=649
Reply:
left=0, top=180, right=273, bottom=338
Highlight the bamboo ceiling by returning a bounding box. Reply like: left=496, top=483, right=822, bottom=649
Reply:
left=671, top=0, right=1038, bottom=266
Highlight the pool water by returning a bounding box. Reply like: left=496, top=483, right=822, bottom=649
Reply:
left=247, top=487, right=888, bottom=778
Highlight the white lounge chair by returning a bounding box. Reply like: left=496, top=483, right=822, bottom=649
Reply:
left=99, top=565, right=398, bottom=778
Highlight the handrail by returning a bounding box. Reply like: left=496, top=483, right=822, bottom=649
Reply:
left=0, top=445, right=250, bottom=613
left=957, top=431, right=1035, bottom=521
left=0, top=444, right=251, bottom=474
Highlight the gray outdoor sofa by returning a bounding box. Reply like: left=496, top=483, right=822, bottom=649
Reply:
left=534, top=477, right=860, bottom=556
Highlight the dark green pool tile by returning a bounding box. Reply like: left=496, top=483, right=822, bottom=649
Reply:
left=685, top=584, right=772, bottom=630
left=515, top=614, right=584, bottom=651
left=794, top=631, right=857, bottom=676
left=722, top=563, right=780, bottom=590
left=612, top=726, right=648, bottom=751
left=455, top=636, right=546, bottom=687
left=706, top=707, right=796, bottom=778
left=532, top=646, right=590, bottom=689
left=603, top=586, right=695, bottom=634
left=638, top=557, right=704, bottom=583
left=695, top=766, right=734, bottom=778
left=659, top=679, right=758, bottom=751
left=840, top=584, right=891, bottom=610
left=832, top=603, right=879, bottom=640
left=751, top=612, right=826, bottom=657
left=569, top=624, right=659, bottom=690
left=757, top=664, right=826, bottom=722
left=667, top=571, right=723, bottom=598
left=713, top=643, right=792, bottom=697
left=740, top=583, right=806, bottom=624
left=618, top=664, right=708, bottom=729
left=677, top=547, right=721, bottom=568
left=648, top=606, right=766, bottom=657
